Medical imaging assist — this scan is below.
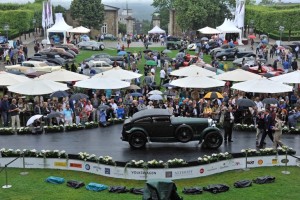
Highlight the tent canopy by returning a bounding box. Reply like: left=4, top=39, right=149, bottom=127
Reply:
left=214, top=69, right=262, bottom=82
left=47, top=13, right=73, bottom=44
left=148, top=25, right=165, bottom=34
left=68, top=26, right=90, bottom=34
left=216, top=18, right=242, bottom=44
left=198, top=26, right=221, bottom=34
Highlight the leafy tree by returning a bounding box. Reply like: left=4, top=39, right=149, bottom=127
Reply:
left=118, top=22, right=126, bottom=35
left=259, top=0, right=275, bottom=5
left=54, top=5, right=66, bottom=17
left=152, top=0, right=175, bottom=9
left=70, top=0, right=104, bottom=30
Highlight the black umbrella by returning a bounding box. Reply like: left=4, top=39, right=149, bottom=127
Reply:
left=163, top=90, right=176, bottom=96
left=162, top=83, right=176, bottom=88
left=130, top=92, right=143, bottom=97
left=70, top=93, right=89, bottom=101
left=98, top=104, right=110, bottom=111
left=46, top=111, right=63, bottom=119
left=143, top=49, right=152, bottom=53
left=50, top=90, right=69, bottom=98
left=262, top=98, right=278, bottom=105
left=236, top=99, right=256, bottom=107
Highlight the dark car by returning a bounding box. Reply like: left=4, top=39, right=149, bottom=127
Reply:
left=121, top=109, right=223, bottom=149
left=30, top=53, right=67, bottom=65
left=209, top=44, right=233, bottom=57
left=104, top=34, right=117, bottom=40
left=215, top=49, right=255, bottom=61
left=55, top=46, right=77, bottom=57
left=166, top=37, right=182, bottom=50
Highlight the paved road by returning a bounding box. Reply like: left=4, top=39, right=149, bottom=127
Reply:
left=0, top=125, right=299, bottom=162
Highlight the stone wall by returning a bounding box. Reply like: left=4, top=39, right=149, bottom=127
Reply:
left=152, top=19, right=160, bottom=28
left=168, top=9, right=182, bottom=37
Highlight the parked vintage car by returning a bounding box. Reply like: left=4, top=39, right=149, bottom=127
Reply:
left=5, top=61, right=61, bottom=74
left=77, top=40, right=105, bottom=51
left=29, top=53, right=67, bottom=66
left=104, top=34, right=117, bottom=40
left=166, top=37, right=182, bottom=50
left=58, top=43, right=80, bottom=54
left=55, top=45, right=77, bottom=57
left=233, top=57, right=266, bottom=67
left=215, top=49, right=255, bottom=61
left=86, top=60, right=113, bottom=73
left=121, top=109, right=223, bottom=149
left=209, top=44, right=237, bottom=57
left=40, top=48, right=74, bottom=59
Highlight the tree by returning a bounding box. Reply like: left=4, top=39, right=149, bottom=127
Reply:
left=152, top=0, right=175, bottom=9
left=70, top=0, right=104, bottom=30
left=173, top=0, right=232, bottom=30
left=53, top=5, right=66, bottom=17
left=259, top=0, right=275, bottom=5
left=118, top=22, right=126, bottom=35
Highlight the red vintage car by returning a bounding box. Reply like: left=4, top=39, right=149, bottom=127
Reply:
left=248, top=65, right=283, bottom=76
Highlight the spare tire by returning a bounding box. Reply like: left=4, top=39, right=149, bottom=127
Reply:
left=175, top=126, right=193, bottom=143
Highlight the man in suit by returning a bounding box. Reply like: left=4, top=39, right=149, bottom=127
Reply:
left=258, top=109, right=274, bottom=148
left=223, top=106, right=234, bottom=142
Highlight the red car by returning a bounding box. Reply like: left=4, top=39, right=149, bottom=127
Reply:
left=248, top=65, right=283, bottom=76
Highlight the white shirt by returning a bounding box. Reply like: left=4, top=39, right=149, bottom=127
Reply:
left=151, top=68, right=155, bottom=74
left=255, top=101, right=264, bottom=112
left=160, top=69, right=166, bottom=78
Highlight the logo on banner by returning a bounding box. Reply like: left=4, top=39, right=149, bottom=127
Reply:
left=247, top=161, right=254, bottom=165
left=165, top=171, right=172, bottom=178
left=93, top=166, right=101, bottom=172
left=85, top=164, right=90, bottom=170
left=234, top=161, right=241, bottom=166
left=131, top=171, right=156, bottom=175
left=220, top=162, right=229, bottom=169
left=105, top=168, right=110, bottom=174
left=70, top=163, right=82, bottom=168
left=174, top=170, right=193, bottom=176
left=199, top=168, right=204, bottom=174
left=258, top=160, right=263, bottom=165
left=281, top=159, right=289, bottom=164
left=113, top=168, right=124, bottom=176
left=54, top=162, right=67, bottom=167
left=272, top=159, right=278, bottom=165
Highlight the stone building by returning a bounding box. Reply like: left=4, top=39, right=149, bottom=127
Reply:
left=152, top=13, right=160, bottom=28
left=126, top=16, right=135, bottom=35
left=65, top=4, right=119, bottom=38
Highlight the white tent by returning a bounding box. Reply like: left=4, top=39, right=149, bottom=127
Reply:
left=270, top=70, right=300, bottom=84
left=68, top=26, right=90, bottom=34
left=47, top=13, right=73, bottom=44
left=198, top=26, right=221, bottom=34
left=213, top=69, right=262, bottom=82
left=148, top=25, right=166, bottom=34
left=216, top=18, right=242, bottom=45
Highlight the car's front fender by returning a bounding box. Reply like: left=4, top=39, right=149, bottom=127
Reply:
left=199, top=127, right=221, bottom=140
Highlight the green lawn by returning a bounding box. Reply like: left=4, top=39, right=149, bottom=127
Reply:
left=74, top=47, right=213, bottom=85
left=0, top=167, right=299, bottom=200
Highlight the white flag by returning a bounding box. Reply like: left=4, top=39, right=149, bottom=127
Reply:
left=237, top=0, right=245, bottom=28
left=49, top=0, right=54, bottom=25
left=234, top=0, right=240, bottom=27
left=42, top=1, right=46, bottom=28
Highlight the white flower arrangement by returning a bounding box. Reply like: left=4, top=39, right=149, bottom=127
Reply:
left=126, top=159, right=146, bottom=168
left=78, top=152, right=90, bottom=161
left=147, top=159, right=165, bottom=168
left=0, top=127, right=14, bottom=135
left=166, top=158, right=188, bottom=168
left=241, top=148, right=258, bottom=156
left=99, top=156, right=115, bottom=165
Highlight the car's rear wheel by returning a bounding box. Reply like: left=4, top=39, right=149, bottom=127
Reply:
left=203, top=131, right=223, bottom=149
left=129, top=131, right=147, bottom=149
left=175, top=127, right=193, bottom=143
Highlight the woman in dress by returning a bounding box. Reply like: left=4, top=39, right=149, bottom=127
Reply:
left=273, top=114, right=285, bottom=149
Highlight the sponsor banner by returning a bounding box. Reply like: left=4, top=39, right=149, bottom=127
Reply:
left=0, top=156, right=299, bottom=180
left=126, top=168, right=164, bottom=180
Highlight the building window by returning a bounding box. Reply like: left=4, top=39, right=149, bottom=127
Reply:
left=102, top=23, right=107, bottom=34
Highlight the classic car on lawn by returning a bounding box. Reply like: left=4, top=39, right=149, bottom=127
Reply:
left=121, top=109, right=223, bottom=149
left=5, top=61, right=61, bottom=74
left=215, top=49, right=255, bottom=61
left=78, top=40, right=105, bottom=51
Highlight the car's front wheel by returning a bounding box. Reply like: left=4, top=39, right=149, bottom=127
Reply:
left=100, top=44, right=105, bottom=51
left=175, top=126, right=193, bottom=143
left=203, top=131, right=223, bottom=149
left=129, top=131, right=147, bottom=149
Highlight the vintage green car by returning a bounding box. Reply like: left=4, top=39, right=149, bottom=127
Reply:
left=166, top=37, right=182, bottom=50
left=121, top=109, right=223, bottom=149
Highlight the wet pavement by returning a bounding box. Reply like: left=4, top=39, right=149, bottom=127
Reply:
left=0, top=125, right=299, bottom=162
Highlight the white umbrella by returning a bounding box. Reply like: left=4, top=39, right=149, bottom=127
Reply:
left=7, top=79, right=69, bottom=95
left=270, top=70, right=300, bottom=84
left=148, top=90, right=163, bottom=95
left=170, top=65, right=215, bottom=77
left=93, top=67, right=142, bottom=80
left=170, top=76, right=225, bottom=89
left=39, top=69, right=89, bottom=82
left=74, top=77, right=130, bottom=89
left=148, top=94, right=163, bottom=100
left=213, top=69, right=262, bottom=82
left=26, top=115, right=43, bottom=126
left=231, top=78, right=293, bottom=93
left=0, top=71, right=30, bottom=86
left=198, top=26, right=221, bottom=34
left=68, top=26, right=90, bottom=33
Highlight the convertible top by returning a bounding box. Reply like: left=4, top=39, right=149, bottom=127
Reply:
left=131, top=109, right=172, bottom=121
